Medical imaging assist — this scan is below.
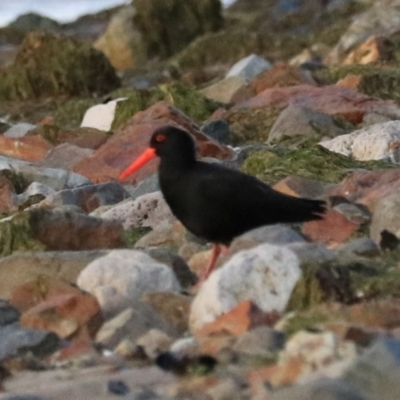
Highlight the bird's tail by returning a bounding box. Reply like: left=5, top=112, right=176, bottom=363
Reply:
left=280, top=197, right=327, bottom=223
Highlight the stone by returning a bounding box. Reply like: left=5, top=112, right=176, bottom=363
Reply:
left=20, top=292, right=103, bottom=341
left=141, top=292, right=191, bottom=335
left=136, top=329, right=174, bottom=360
left=320, top=120, right=400, bottom=163
left=370, top=193, right=400, bottom=243
left=287, top=242, right=337, bottom=264
left=15, top=182, right=56, bottom=209
left=41, top=143, right=93, bottom=170
left=201, top=119, right=231, bottom=144
left=81, top=98, right=127, bottom=132
left=201, top=76, right=249, bottom=104
left=123, top=174, right=160, bottom=200
left=302, top=209, right=361, bottom=248
left=0, top=173, right=17, bottom=214
left=226, top=54, right=272, bottom=82
left=0, top=300, right=20, bottom=327
left=0, top=250, right=106, bottom=300
left=74, top=102, right=233, bottom=184
left=36, top=182, right=129, bottom=213
left=77, top=250, right=181, bottom=318
left=4, top=123, right=36, bottom=138
left=95, top=303, right=175, bottom=349
left=189, top=243, right=300, bottom=332
left=0, top=324, right=60, bottom=362
left=0, top=135, right=52, bottom=162
left=235, top=84, right=399, bottom=124
left=100, top=191, right=175, bottom=230
left=251, top=62, right=316, bottom=93
left=338, top=237, right=380, bottom=257
left=343, top=338, right=400, bottom=400
left=269, top=105, right=344, bottom=144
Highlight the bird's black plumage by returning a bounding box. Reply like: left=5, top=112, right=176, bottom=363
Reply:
left=150, top=126, right=326, bottom=245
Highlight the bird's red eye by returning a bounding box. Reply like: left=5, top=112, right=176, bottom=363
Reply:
left=155, top=134, right=166, bottom=142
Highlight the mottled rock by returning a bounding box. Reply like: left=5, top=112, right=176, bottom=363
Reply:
left=74, top=102, right=233, bottom=184
left=226, top=54, right=271, bottom=82
left=320, top=121, right=400, bottom=163
left=16, top=182, right=56, bottom=208
left=235, top=84, right=399, bottom=124
left=190, top=243, right=300, bottom=331
left=100, top=191, right=175, bottom=230
left=77, top=250, right=181, bottom=318
left=269, top=105, right=344, bottom=144
left=95, top=304, right=175, bottom=349
left=0, top=135, right=51, bottom=162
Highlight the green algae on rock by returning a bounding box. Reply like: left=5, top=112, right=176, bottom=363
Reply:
left=111, top=83, right=221, bottom=129
left=134, top=0, right=223, bottom=59
left=0, top=32, right=120, bottom=101
left=241, top=145, right=394, bottom=185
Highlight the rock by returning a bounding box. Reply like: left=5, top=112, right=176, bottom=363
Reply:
left=0, top=250, right=107, bottom=300
left=273, top=176, right=327, bottom=200
left=145, top=248, right=197, bottom=289
left=270, top=380, right=367, bottom=400
left=343, top=338, right=400, bottom=400
left=201, top=76, right=249, bottom=104
left=287, top=242, right=337, bottom=264
left=95, top=304, right=175, bottom=349
left=0, top=173, right=17, bottom=214
left=338, top=237, right=380, bottom=257
left=0, top=135, right=52, bottom=162
left=320, top=120, right=400, bottom=163
left=343, top=35, right=394, bottom=65
left=74, top=102, right=233, bottom=184
left=269, top=105, right=344, bottom=144
left=273, top=331, right=357, bottom=385
left=251, top=62, right=316, bottom=93
left=4, top=123, right=36, bottom=138
left=10, top=12, right=61, bottom=33
left=201, top=119, right=231, bottom=144
left=233, top=326, right=285, bottom=356
left=20, top=292, right=103, bottom=341
left=136, top=329, right=174, bottom=360
left=226, top=54, right=272, bottom=82
left=235, top=84, right=399, bottom=124
left=94, top=6, right=142, bottom=71
left=302, top=209, right=361, bottom=248
left=0, top=300, right=20, bottom=326
left=77, top=250, right=181, bottom=318
left=370, top=193, right=400, bottom=243
left=15, top=182, right=56, bottom=209
left=196, top=300, right=280, bottom=339
left=0, top=324, right=60, bottom=362
left=190, top=243, right=300, bottom=332
left=123, top=174, right=160, bottom=200
left=0, top=31, right=120, bottom=101
left=41, top=143, right=94, bottom=170
left=0, top=209, right=123, bottom=257
left=36, top=182, right=129, bottom=213
left=100, top=191, right=175, bottom=230
left=81, top=98, right=127, bottom=132
left=141, top=292, right=192, bottom=334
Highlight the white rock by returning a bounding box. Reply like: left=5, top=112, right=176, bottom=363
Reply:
left=320, top=120, right=400, bottom=163
left=226, top=54, right=272, bottom=82
left=4, top=123, right=36, bottom=138
left=80, top=98, right=127, bottom=131
left=100, top=191, right=175, bottom=229
left=77, top=250, right=181, bottom=315
left=189, top=243, right=301, bottom=331
left=16, top=182, right=56, bottom=206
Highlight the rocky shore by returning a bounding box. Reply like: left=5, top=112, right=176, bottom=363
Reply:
left=1, top=0, right=400, bottom=399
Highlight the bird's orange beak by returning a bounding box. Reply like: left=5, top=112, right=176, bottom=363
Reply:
left=119, top=147, right=157, bottom=180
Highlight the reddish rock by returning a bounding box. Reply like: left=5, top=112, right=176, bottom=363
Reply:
left=343, top=35, right=394, bottom=65
left=251, top=63, right=316, bottom=93
left=20, top=292, right=103, bottom=341
left=74, top=102, right=234, bottom=184
left=302, top=209, right=360, bottom=248
left=0, top=135, right=52, bottom=161
left=0, top=174, right=16, bottom=214
left=336, top=74, right=363, bottom=90
left=195, top=300, right=280, bottom=338
left=273, top=176, right=327, bottom=199
left=235, top=84, right=398, bottom=124
left=328, top=169, right=400, bottom=212
left=50, top=340, right=99, bottom=363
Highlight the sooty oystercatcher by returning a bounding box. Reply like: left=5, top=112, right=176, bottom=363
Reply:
left=120, top=126, right=326, bottom=281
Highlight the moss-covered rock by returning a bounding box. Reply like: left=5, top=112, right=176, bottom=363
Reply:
left=111, top=82, right=221, bottom=128
left=134, top=0, right=223, bottom=59
left=0, top=32, right=120, bottom=100
left=122, top=227, right=152, bottom=248
left=241, top=145, right=394, bottom=185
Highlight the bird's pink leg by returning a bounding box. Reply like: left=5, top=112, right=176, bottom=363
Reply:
left=202, top=243, right=222, bottom=280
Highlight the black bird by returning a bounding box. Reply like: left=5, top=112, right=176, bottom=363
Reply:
left=120, top=126, right=326, bottom=281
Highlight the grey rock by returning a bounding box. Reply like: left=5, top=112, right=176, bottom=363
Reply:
left=41, top=143, right=93, bottom=170
left=4, top=123, right=36, bottom=138
left=287, top=242, right=337, bottom=264
left=0, top=324, right=60, bottom=362
left=269, top=105, right=344, bottom=144
left=16, top=182, right=56, bottom=208
left=226, top=54, right=272, bottom=82
left=270, top=380, right=367, bottom=400
left=123, top=174, right=160, bottom=201
left=201, top=119, right=231, bottom=144
left=0, top=300, right=20, bottom=327
left=338, top=237, right=380, bottom=257
left=201, top=76, right=248, bottom=104
left=95, top=303, right=176, bottom=349
left=136, top=329, right=174, bottom=360
left=333, top=202, right=371, bottom=224
left=343, top=338, right=400, bottom=400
